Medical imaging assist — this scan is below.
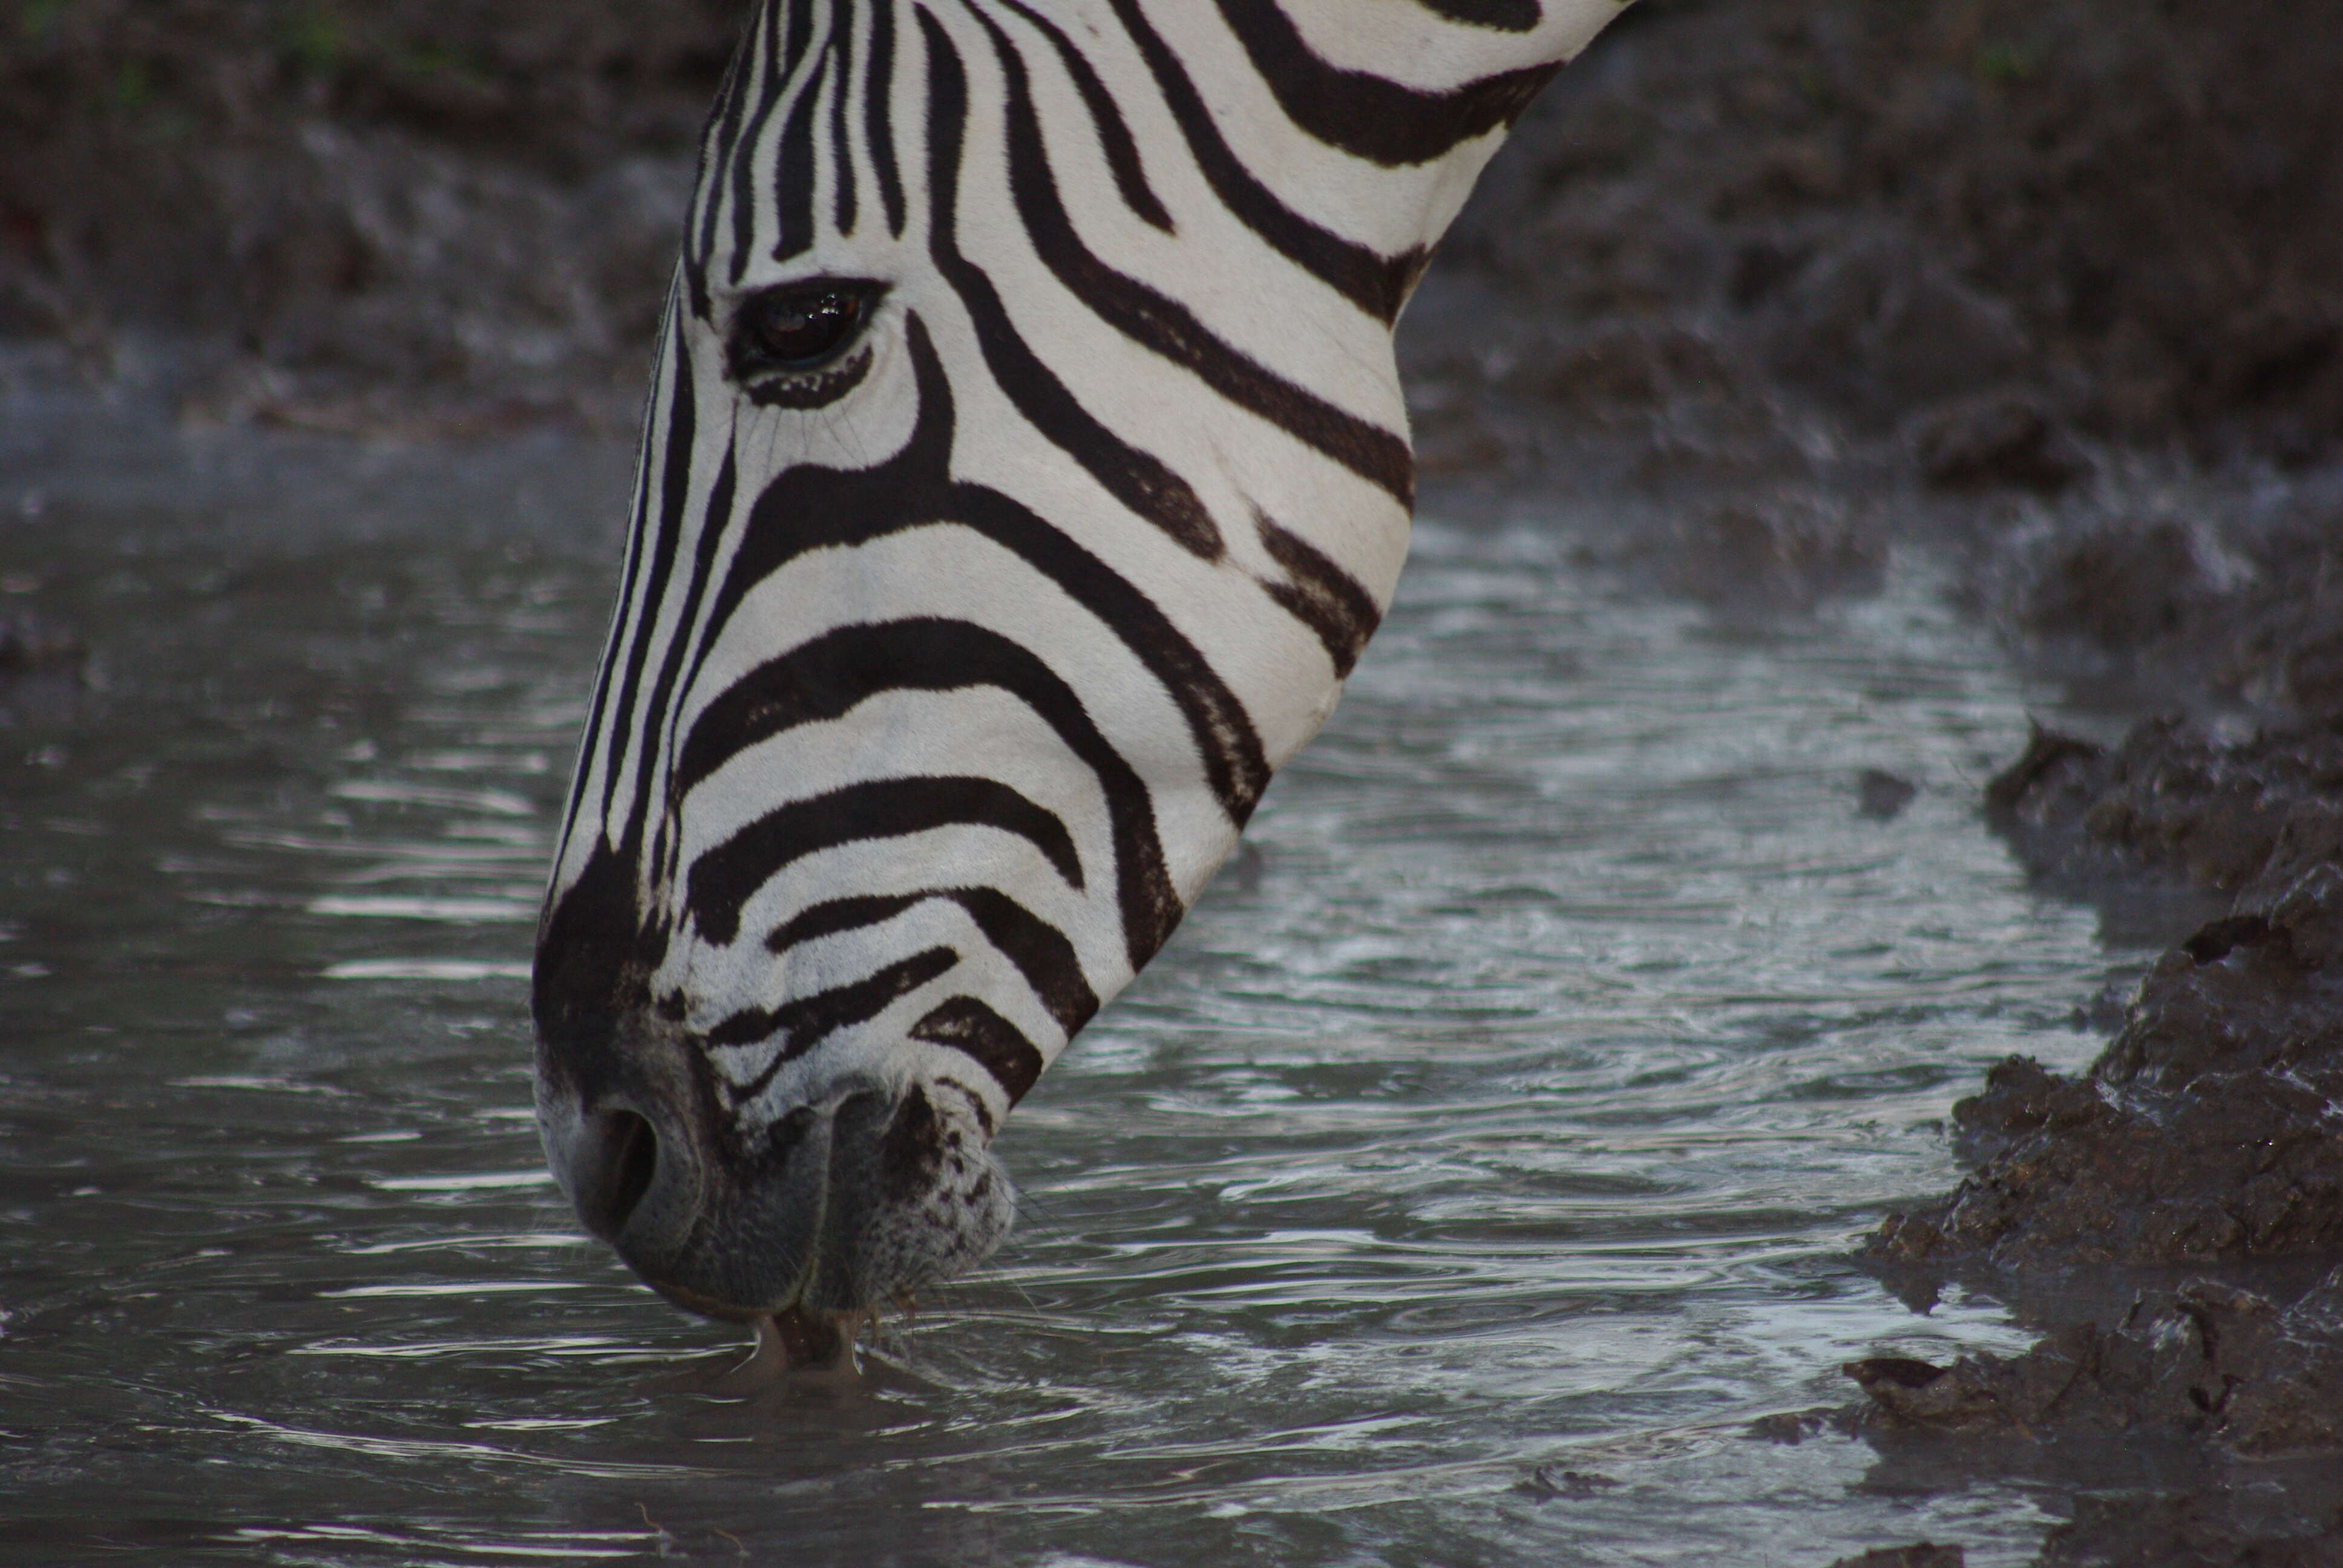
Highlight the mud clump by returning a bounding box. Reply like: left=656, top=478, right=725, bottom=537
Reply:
left=1856, top=769, right=1918, bottom=822
left=1849, top=1273, right=2343, bottom=1454
left=1910, top=394, right=2087, bottom=495
left=1984, top=718, right=2343, bottom=903
left=1827, top=1547, right=1964, bottom=1568
left=1850, top=711, right=2343, bottom=1563
left=2034, top=1496, right=2343, bottom=1568
left=1872, top=915, right=2343, bottom=1274
left=2012, top=523, right=2209, bottom=659
left=1875, top=716, right=2343, bottom=1275
left=1844, top=1276, right=2343, bottom=1564
left=1979, top=507, right=2343, bottom=714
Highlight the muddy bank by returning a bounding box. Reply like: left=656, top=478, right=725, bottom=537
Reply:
left=7, top=0, right=2342, bottom=681
left=1424, top=0, right=2343, bottom=475
left=1829, top=1547, right=1964, bottom=1568
left=1870, top=710, right=2343, bottom=1258
left=1840, top=1273, right=2343, bottom=1564
left=1873, top=718, right=2343, bottom=1275
left=0, top=0, right=735, bottom=431
left=11, top=0, right=2339, bottom=705
left=1415, top=0, right=2343, bottom=686
left=7, top=0, right=2342, bottom=472
left=1849, top=1270, right=2343, bottom=1460
left=1835, top=712, right=2343, bottom=1564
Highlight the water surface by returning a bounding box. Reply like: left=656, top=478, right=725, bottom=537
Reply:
left=2, top=382, right=2126, bottom=1566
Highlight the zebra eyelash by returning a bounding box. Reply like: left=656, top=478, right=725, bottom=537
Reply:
left=739, top=345, right=876, bottom=410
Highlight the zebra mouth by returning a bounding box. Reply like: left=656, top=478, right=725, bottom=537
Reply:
left=540, top=1066, right=1014, bottom=1325
left=643, top=1278, right=778, bottom=1325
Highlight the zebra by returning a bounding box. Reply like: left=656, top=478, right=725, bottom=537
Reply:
left=532, top=0, right=1631, bottom=1351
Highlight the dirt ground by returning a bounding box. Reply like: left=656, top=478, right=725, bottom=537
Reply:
left=7, top=1, right=2343, bottom=1562
left=0, top=0, right=739, bottom=433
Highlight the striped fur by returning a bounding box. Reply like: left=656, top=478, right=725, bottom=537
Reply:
left=534, top=0, right=1629, bottom=1322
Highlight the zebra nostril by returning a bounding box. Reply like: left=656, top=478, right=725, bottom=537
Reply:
left=585, top=1109, right=661, bottom=1240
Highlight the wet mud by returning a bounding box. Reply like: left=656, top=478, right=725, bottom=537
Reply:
left=1876, top=717, right=2343, bottom=1275
left=1829, top=1548, right=1965, bottom=1568
left=0, top=0, right=736, bottom=431
left=1838, top=1272, right=2343, bottom=1564
left=1847, top=1272, right=2343, bottom=1459
left=1844, top=714, right=2343, bottom=1563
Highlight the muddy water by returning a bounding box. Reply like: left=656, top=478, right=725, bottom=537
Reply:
left=2, top=378, right=2129, bottom=1566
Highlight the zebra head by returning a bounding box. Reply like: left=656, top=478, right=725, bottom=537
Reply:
left=532, top=0, right=1627, bottom=1328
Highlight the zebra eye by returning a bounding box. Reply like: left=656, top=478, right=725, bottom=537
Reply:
left=727, top=281, right=881, bottom=379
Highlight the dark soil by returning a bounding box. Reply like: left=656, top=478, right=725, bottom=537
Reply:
left=0, top=0, right=739, bottom=430
left=1829, top=1547, right=1964, bottom=1568
left=1872, top=716, right=2343, bottom=1275
left=1840, top=1273, right=2343, bottom=1564
left=1417, top=0, right=2343, bottom=707
left=1427, top=0, right=2343, bottom=476
left=1844, top=714, right=2343, bottom=1564
left=1847, top=1270, right=2343, bottom=1458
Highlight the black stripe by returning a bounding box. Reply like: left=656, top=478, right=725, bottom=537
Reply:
left=1099, top=0, right=1421, bottom=324
left=688, top=6, right=759, bottom=316
left=626, top=447, right=736, bottom=883
left=710, top=946, right=958, bottom=1063
left=977, top=5, right=1414, bottom=505
left=952, top=485, right=1267, bottom=820
left=779, top=2, right=816, bottom=102
left=1211, top=0, right=1560, bottom=168
left=767, top=887, right=1098, bottom=1032
left=677, top=616, right=1180, bottom=969
left=681, top=316, right=1270, bottom=821
left=920, top=9, right=1225, bottom=560
left=727, top=7, right=795, bottom=287
left=555, top=310, right=674, bottom=857
left=1414, top=0, right=1541, bottom=30
left=866, top=0, right=905, bottom=236
left=687, top=776, right=1083, bottom=946
left=828, top=15, right=857, bottom=235
left=1254, top=509, right=1383, bottom=677
left=534, top=837, right=657, bottom=1067
left=678, top=618, right=1074, bottom=800
left=772, top=48, right=829, bottom=264
left=597, top=325, right=697, bottom=826
left=995, top=0, right=1173, bottom=232
left=910, top=996, right=1044, bottom=1105
left=678, top=309, right=954, bottom=728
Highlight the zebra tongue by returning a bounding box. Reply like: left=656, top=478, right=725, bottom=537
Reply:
left=757, top=1306, right=859, bottom=1374
left=649, top=1306, right=865, bottom=1396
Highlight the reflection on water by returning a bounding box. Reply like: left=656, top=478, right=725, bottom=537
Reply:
left=1, top=407, right=2120, bottom=1565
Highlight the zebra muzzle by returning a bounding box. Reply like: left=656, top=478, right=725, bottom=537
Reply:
left=541, top=1070, right=1012, bottom=1323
